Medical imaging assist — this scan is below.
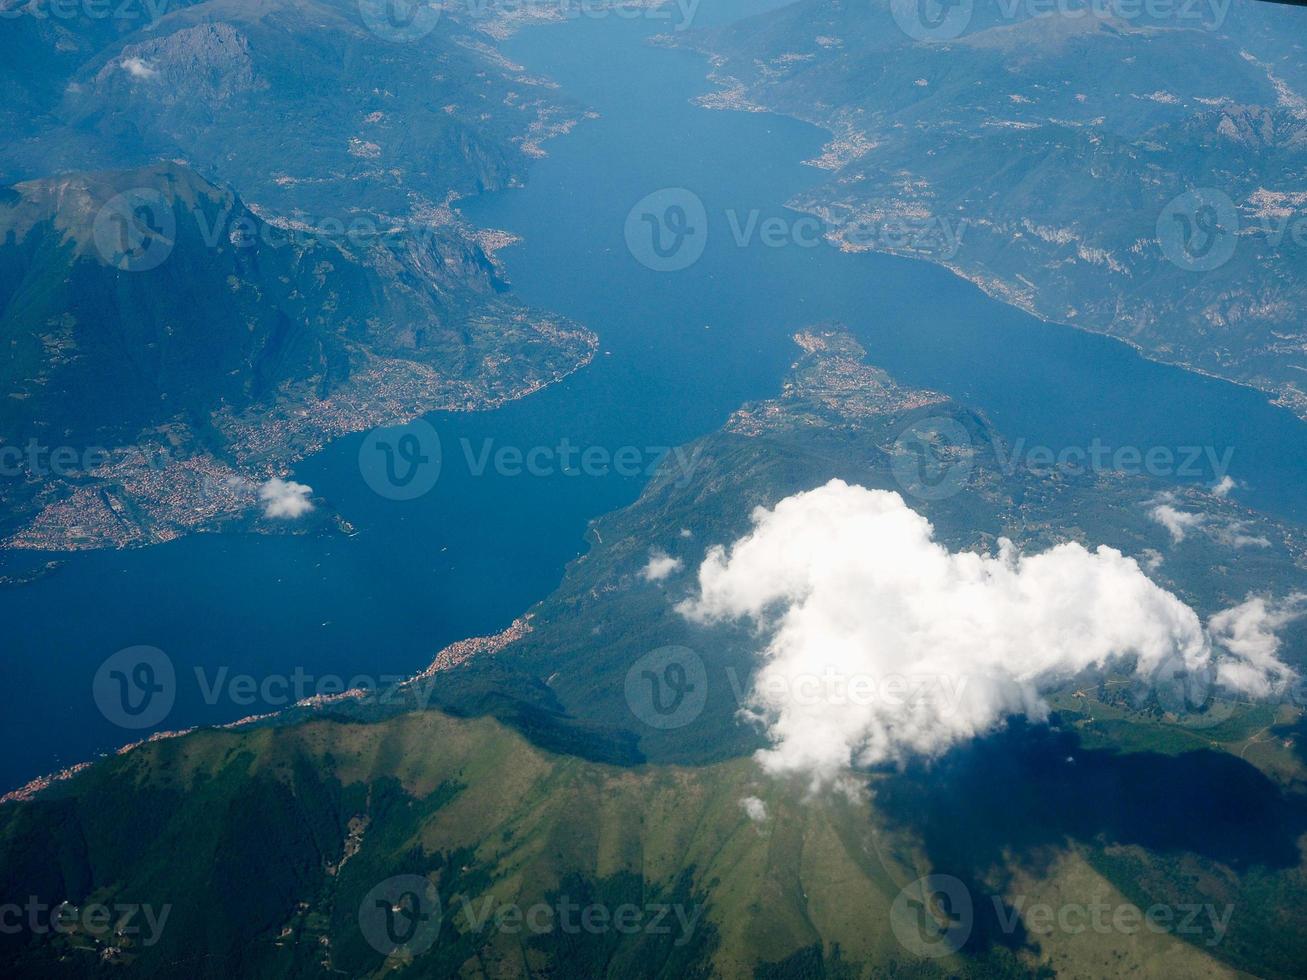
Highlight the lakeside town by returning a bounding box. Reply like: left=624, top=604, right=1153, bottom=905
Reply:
left=2, top=316, right=596, bottom=552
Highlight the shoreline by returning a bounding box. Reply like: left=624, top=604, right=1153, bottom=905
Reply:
left=668, top=35, right=1307, bottom=430
left=0, top=615, right=537, bottom=805
left=0, top=16, right=595, bottom=803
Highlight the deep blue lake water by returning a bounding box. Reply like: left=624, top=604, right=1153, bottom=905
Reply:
left=2, top=0, right=1306, bottom=790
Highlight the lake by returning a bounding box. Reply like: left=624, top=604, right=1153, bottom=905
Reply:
left=2, top=0, right=1305, bottom=791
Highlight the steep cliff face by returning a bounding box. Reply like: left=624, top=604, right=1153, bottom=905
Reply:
left=0, top=163, right=363, bottom=449
left=91, top=22, right=264, bottom=106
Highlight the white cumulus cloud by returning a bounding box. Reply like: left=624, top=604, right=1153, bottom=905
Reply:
left=679, top=481, right=1294, bottom=791
left=1148, top=493, right=1270, bottom=549
left=1209, top=594, right=1306, bottom=697
left=259, top=478, right=314, bottom=519
left=641, top=549, right=683, bottom=582
left=121, top=57, right=159, bottom=80
left=739, top=796, right=768, bottom=823
left=1210, top=521, right=1270, bottom=550
left=1149, top=502, right=1206, bottom=543
left=1211, top=475, right=1237, bottom=498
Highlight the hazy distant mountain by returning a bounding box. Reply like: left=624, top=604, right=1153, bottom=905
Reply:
left=0, top=0, right=598, bottom=549
left=0, top=0, right=564, bottom=212
left=679, top=0, right=1307, bottom=419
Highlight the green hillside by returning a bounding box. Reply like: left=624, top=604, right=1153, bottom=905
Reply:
left=2, top=329, right=1304, bottom=977
left=2, top=707, right=1286, bottom=978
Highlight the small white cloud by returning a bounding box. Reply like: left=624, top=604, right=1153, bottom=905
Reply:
left=679, top=528, right=694, bottom=539
left=121, top=57, right=159, bottom=80
left=260, top=478, right=314, bottom=519
left=1149, top=502, right=1206, bottom=543
left=739, top=796, right=768, bottom=823
left=1141, top=548, right=1165, bottom=572
left=1210, top=594, right=1305, bottom=696
left=1211, top=522, right=1271, bottom=550
left=641, top=549, right=683, bottom=582
left=1149, top=493, right=1270, bottom=549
